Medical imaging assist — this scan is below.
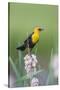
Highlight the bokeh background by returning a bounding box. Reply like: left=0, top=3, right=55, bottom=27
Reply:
left=8, top=3, right=58, bottom=72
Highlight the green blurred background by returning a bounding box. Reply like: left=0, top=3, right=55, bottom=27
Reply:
left=8, top=3, right=58, bottom=69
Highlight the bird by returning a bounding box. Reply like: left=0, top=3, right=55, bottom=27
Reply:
left=16, top=26, right=43, bottom=51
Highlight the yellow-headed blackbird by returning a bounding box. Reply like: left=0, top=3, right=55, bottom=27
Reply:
left=16, top=26, right=43, bottom=51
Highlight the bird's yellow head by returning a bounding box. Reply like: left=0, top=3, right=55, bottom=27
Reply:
left=34, top=26, right=43, bottom=34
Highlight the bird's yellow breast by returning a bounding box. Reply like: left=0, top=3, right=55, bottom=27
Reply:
left=32, top=33, right=40, bottom=43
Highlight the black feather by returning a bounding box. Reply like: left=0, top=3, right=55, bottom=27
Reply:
left=16, top=32, right=37, bottom=51
left=16, top=44, right=26, bottom=51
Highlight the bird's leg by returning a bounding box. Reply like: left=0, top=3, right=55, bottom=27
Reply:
left=25, top=47, right=31, bottom=56
left=28, top=47, right=31, bottom=55
left=27, top=32, right=31, bottom=56
left=27, top=40, right=31, bottom=56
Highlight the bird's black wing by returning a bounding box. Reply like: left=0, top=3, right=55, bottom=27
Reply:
left=16, top=32, right=35, bottom=51
left=24, top=32, right=34, bottom=43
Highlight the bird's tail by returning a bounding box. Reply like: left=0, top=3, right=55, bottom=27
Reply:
left=16, top=44, right=26, bottom=51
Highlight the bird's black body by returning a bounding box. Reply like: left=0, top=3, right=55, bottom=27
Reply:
left=16, top=32, right=38, bottom=51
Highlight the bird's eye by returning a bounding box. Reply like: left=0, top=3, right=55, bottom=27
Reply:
left=38, top=28, right=41, bottom=31
left=38, top=28, right=42, bottom=31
